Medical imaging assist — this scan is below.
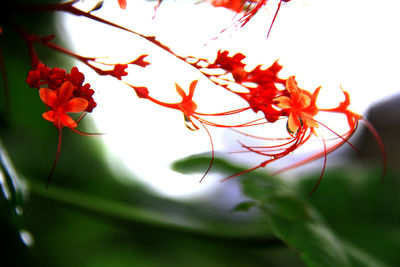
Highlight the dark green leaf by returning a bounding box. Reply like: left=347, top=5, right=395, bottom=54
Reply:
left=231, top=201, right=256, bottom=212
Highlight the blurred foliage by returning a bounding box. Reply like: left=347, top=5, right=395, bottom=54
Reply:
left=1, top=1, right=399, bottom=267
left=174, top=154, right=400, bottom=267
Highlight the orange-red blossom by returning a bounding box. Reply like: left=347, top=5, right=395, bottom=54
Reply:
left=274, top=76, right=320, bottom=135
left=39, top=81, right=88, bottom=129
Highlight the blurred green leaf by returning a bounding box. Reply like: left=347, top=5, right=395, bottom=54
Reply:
left=173, top=154, right=395, bottom=267
left=28, top=180, right=273, bottom=241
left=295, top=168, right=400, bottom=266
left=231, top=201, right=256, bottom=212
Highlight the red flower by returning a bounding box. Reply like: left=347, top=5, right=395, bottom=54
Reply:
left=27, top=64, right=97, bottom=112
left=274, top=76, right=320, bottom=134
left=39, top=81, right=88, bottom=129
left=175, top=81, right=199, bottom=127
left=38, top=80, right=94, bottom=187
left=133, top=80, right=200, bottom=129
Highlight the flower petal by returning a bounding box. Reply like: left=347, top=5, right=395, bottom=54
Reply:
left=58, top=81, right=74, bottom=104
left=42, top=110, right=56, bottom=122
left=300, top=93, right=311, bottom=108
left=65, top=97, right=88, bottom=113
left=286, top=76, right=300, bottom=99
left=287, top=112, right=301, bottom=134
left=274, top=96, right=291, bottom=109
left=303, top=116, right=319, bottom=129
left=118, top=0, right=127, bottom=9
left=39, top=88, right=58, bottom=109
left=188, top=80, right=198, bottom=99
left=175, top=83, right=186, bottom=99
left=61, top=114, right=78, bottom=128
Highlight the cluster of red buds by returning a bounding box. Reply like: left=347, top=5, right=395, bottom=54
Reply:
left=27, top=63, right=97, bottom=112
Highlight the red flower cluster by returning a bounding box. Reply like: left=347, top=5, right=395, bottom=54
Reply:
left=209, top=51, right=286, bottom=122
left=26, top=63, right=97, bottom=112
left=11, top=0, right=384, bottom=191
left=25, top=64, right=101, bottom=186
left=126, top=47, right=379, bottom=191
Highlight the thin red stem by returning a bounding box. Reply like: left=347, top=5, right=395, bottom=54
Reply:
left=70, top=127, right=104, bottom=137
left=221, top=162, right=268, bottom=182
left=145, top=95, right=180, bottom=110
left=266, top=0, right=283, bottom=39
left=198, top=121, right=215, bottom=183
left=231, top=127, right=293, bottom=141
left=46, top=128, right=63, bottom=188
left=307, top=135, right=327, bottom=197
left=195, top=106, right=251, bottom=116
left=312, top=116, right=360, bottom=154
left=271, top=127, right=356, bottom=176
left=75, top=112, right=87, bottom=124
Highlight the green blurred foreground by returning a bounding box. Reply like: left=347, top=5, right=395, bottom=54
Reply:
left=1, top=133, right=399, bottom=267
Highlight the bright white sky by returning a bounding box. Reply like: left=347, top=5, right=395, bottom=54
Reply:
left=60, top=0, right=400, bottom=199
